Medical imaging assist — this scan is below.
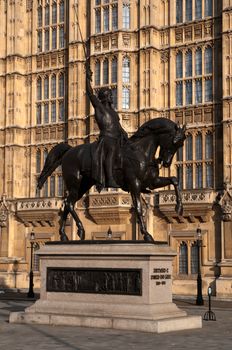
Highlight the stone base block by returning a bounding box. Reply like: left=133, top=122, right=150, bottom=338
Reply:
left=10, top=310, right=201, bottom=334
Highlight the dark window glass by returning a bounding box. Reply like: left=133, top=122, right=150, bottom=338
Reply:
left=176, top=52, right=183, bottom=78
left=176, top=0, right=183, bottom=23
left=186, top=80, right=192, bottom=105
left=195, top=48, right=202, bottom=75
left=196, top=133, right=202, bottom=160
left=195, top=0, right=202, bottom=19
left=186, top=134, right=193, bottom=160
left=179, top=242, right=188, bottom=274
left=95, top=61, right=100, bottom=85
left=191, top=242, right=199, bottom=274
left=176, top=82, right=183, bottom=106
left=186, top=0, right=192, bottom=21
left=186, top=164, right=193, bottom=189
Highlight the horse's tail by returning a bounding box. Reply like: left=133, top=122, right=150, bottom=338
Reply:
left=37, top=143, right=72, bottom=190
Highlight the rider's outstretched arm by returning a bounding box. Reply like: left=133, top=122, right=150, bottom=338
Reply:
left=86, top=63, right=99, bottom=108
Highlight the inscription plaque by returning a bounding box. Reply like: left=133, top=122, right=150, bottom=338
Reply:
left=47, top=267, right=142, bottom=295
left=150, top=267, right=171, bottom=286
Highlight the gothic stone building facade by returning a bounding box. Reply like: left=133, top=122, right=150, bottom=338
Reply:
left=0, top=0, right=232, bottom=297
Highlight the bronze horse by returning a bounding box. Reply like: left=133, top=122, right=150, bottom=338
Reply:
left=37, top=118, right=186, bottom=243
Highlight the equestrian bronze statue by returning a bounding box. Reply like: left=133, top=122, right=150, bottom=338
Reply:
left=37, top=67, right=186, bottom=243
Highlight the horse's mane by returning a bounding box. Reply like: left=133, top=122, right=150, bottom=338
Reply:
left=129, top=118, right=177, bottom=141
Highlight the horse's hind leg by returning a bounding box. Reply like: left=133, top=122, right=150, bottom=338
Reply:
left=66, top=190, right=85, bottom=240
left=58, top=198, right=69, bottom=242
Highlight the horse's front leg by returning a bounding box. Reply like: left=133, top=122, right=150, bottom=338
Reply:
left=171, top=176, right=183, bottom=216
left=131, top=191, right=154, bottom=243
left=149, top=176, right=183, bottom=216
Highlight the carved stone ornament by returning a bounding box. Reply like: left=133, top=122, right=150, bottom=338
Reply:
left=0, top=194, right=10, bottom=227
left=216, top=182, right=232, bottom=222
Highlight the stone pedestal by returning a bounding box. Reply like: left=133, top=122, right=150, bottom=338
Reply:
left=9, top=241, right=202, bottom=333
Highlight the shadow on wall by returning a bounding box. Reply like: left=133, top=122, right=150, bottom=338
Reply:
left=0, top=276, right=8, bottom=290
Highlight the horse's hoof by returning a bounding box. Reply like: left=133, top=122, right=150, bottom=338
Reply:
left=60, top=234, right=69, bottom=242
left=78, top=229, right=85, bottom=241
left=144, top=233, right=155, bottom=243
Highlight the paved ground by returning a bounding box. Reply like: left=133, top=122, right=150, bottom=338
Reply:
left=0, top=292, right=232, bottom=350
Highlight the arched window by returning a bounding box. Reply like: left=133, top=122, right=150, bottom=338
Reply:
left=179, top=242, right=188, bottom=274
left=122, top=57, right=130, bottom=83
left=44, top=76, right=49, bottom=99
left=103, top=59, right=109, bottom=84
left=176, top=52, right=183, bottom=78
left=195, top=48, right=202, bottom=75
left=185, top=0, right=192, bottom=21
left=196, top=133, right=202, bottom=160
left=186, top=134, right=193, bottom=160
left=122, top=87, right=130, bottom=109
left=36, top=150, right=41, bottom=173
left=191, top=242, right=199, bottom=274
left=205, top=132, right=213, bottom=159
left=112, top=4, right=118, bottom=30
left=122, top=4, right=130, bottom=29
left=176, top=81, right=183, bottom=106
left=205, top=78, right=213, bottom=102
left=177, top=146, right=183, bottom=161
left=52, top=28, right=57, bottom=49
left=206, top=163, right=213, bottom=187
left=205, top=0, right=212, bottom=17
left=44, top=104, right=49, bottom=123
left=36, top=104, right=42, bottom=124
left=59, top=73, right=64, bottom=97
left=186, top=164, right=193, bottom=189
left=95, top=60, right=100, bottom=85
left=43, top=149, right=48, bottom=164
left=59, top=1, right=65, bottom=22
left=95, top=10, right=101, bottom=33
left=195, top=0, right=202, bottom=19
left=51, top=75, right=56, bottom=98
left=50, top=176, right=55, bottom=197
left=44, top=180, right=48, bottom=197
left=45, top=5, right=50, bottom=26
left=59, top=100, right=64, bottom=121
left=59, top=26, right=65, bottom=48
left=185, top=51, right=192, bottom=77
left=44, top=29, right=49, bottom=51
left=52, top=2, right=57, bottom=24
left=38, top=6, right=42, bottom=26
left=103, top=7, right=109, bottom=32
left=111, top=57, right=118, bottom=83
left=195, top=79, right=202, bottom=104
left=205, top=47, right=212, bottom=74
left=196, top=164, right=203, bottom=188
left=58, top=175, right=64, bottom=196
left=33, top=243, right=40, bottom=271
left=176, top=0, right=183, bottom=23
left=51, top=102, right=56, bottom=123
left=37, top=30, right=42, bottom=52
left=37, top=77, right=42, bottom=100
left=186, top=80, right=192, bottom=105
left=177, top=165, right=183, bottom=189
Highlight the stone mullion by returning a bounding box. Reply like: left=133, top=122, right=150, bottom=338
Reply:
left=118, top=54, right=123, bottom=110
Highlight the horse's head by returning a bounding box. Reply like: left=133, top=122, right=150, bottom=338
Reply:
left=158, top=124, right=186, bottom=168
